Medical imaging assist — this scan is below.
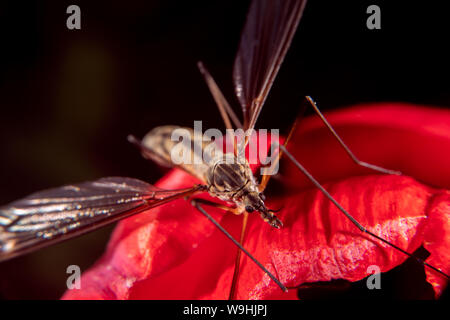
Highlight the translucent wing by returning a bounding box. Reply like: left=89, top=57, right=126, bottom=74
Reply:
left=0, top=177, right=204, bottom=262
left=233, top=0, right=307, bottom=131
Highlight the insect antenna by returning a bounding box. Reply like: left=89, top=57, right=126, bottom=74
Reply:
left=278, top=144, right=450, bottom=280
left=191, top=199, right=288, bottom=294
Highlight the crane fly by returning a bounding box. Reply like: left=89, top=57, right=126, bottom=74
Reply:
left=0, top=0, right=448, bottom=299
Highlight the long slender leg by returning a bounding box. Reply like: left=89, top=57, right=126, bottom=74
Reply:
left=305, top=96, right=402, bottom=175
left=197, top=61, right=243, bottom=130
left=190, top=199, right=288, bottom=296
left=259, top=116, right=300, bottom=192
left=278, top=143, right=449, bottom=280
left=190, top=199, right=249, bottom=298
left=229, top=212, right=248, bottom=300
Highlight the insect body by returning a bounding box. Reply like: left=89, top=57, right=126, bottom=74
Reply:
left=0, top=0, right=308, bottom=283
left=138, top=125, right=282, bottom=227
left=0, top=0, right=448, bottom=298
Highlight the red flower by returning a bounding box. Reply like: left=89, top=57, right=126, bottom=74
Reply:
left=62, top=103, right=450, bottom=300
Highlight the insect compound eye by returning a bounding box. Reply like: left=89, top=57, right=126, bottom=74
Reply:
left=259, top=193, right=266, bottom=201
left=245, top=205, right=255, bottom=213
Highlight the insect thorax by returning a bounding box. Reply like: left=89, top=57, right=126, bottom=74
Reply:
left=141, top=126, right=260, bottom=206
left=205, top=154, right=258, bottom=203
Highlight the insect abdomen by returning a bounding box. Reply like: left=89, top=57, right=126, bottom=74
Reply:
left=141, top=126, right=217, bottom=182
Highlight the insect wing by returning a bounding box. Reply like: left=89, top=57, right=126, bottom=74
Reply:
left=0, top=177, right=203, bottom=262
left=233, top=0, right=307, bottom=130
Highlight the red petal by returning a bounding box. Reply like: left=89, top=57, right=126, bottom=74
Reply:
left=230, top=175, right=449, bottom=299
left=421, top=191, right=450, bottom=295
left=283, top=103, right=450, bottom=189
left=62, top=103, right=450, bottom=300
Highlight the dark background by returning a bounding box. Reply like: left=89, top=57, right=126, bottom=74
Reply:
left=0, top=1, right=449, bottom=299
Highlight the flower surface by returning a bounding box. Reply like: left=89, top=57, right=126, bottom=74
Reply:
left=62, top=103, right=450, bottom=300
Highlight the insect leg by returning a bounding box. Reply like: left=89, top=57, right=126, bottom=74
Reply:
left=305, top=96, right=402, bottom=175
left=229, top=212, right=248, bottom=300
left=258, top=116, right=300, bottom=192
left=188, top=198, right=241, bottom=215
left=278, top=143, right=449, bottom=280
left=190, top=198, right=288, bottom=296
left=188, top=199, right=249, bottom=298
left=197, top=61, right=243, bottom=130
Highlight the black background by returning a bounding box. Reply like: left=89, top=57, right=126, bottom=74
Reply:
left=0, top=1, right=449, bottom=299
